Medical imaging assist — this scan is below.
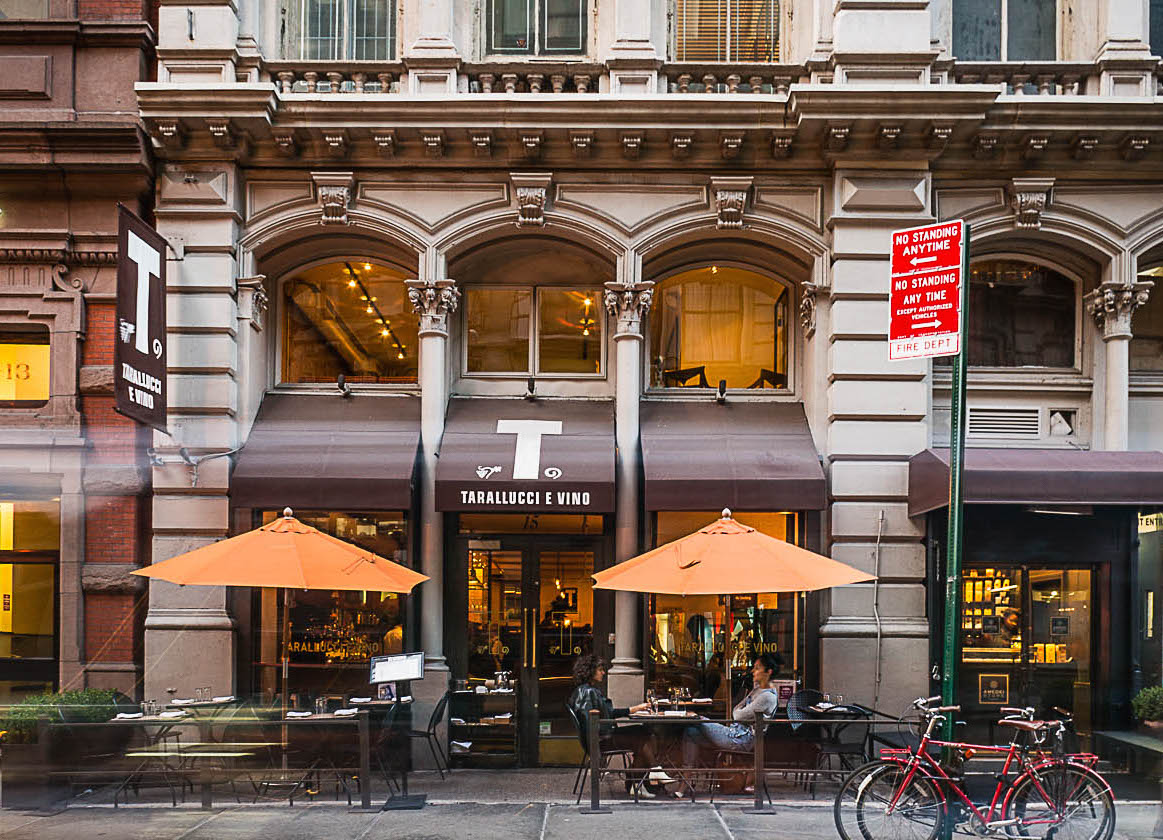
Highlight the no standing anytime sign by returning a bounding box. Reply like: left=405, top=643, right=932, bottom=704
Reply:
left=888, top=220, right=965, bottom=360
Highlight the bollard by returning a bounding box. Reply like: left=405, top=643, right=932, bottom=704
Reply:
left=579, top=708, right=610, bottom=813
left=359, top=710, right=372, bottom=810
left=741, top=712, right=776, bottom=814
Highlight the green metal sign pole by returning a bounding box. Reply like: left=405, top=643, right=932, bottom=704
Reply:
left=941, top=222, right=970, bottom=736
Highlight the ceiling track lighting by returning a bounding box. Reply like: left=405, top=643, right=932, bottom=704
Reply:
left=343, top=262, right=407, bottom=360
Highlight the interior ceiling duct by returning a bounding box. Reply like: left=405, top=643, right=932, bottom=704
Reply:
left=288, top=280, right=382, bottom=376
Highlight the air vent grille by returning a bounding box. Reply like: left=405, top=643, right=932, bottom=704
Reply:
left=967, top=407, right=1041, bottom=439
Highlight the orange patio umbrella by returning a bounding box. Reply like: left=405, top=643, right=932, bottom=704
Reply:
left=132, top=507, right=428, bottom=593
left=592, top=509, right=874, bottom=596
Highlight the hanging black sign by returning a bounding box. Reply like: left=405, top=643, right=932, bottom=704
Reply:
left=114, top=205, right=168, bottom=432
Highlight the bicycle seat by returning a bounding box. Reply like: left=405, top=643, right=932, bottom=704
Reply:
left=997, top=719, right=1047, bottom=732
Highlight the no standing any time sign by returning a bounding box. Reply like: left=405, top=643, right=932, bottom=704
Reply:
left=888, top=219, right=965, bottom=360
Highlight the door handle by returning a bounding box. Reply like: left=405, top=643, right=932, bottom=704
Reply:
left=531, top=608, right=538, bottom=669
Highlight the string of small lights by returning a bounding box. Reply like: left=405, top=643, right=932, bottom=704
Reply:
left=343, top=261, right=407, bottom=361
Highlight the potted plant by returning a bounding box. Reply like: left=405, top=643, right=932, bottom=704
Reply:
left=1, top=689, right=127, bottom=809
left=1132, top=685, right=1163, bottom=737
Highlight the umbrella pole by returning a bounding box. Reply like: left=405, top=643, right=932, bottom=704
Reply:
left=281, top=586, right=289, bottom=773
left=725, top=595, right=732, bottom=715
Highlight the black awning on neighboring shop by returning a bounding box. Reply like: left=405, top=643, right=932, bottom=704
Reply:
left=231, top=393, right=420, bottom=511
left=434, top=398, right=615, bottom=513
left=640, top=401, right=827, bottom=512
left=908, top=447, right=1163, bottom=517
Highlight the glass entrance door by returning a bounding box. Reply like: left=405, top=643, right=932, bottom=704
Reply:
left=461, top=536, right=601, bottom=766
left=958, top=567, right=1093, bottom=744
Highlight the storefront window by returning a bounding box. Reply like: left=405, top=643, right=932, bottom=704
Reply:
left=649, top=511, right=800, bottom=716
left=281, top=261, right=418, bottom=385
left=1132, top=269, right=1163, bottom=371
left=0, top=499, right=60, bottom=552
left=0, top=497, right=59, bottom=704
left=1140, top=512, right=1163, bottom=686
left=959, top=259, right=1076, bottom=368
left=649, top=266, right=789, bottom=389
left=464, top=286, right=603, bottom=376
left=0, top=326, right=50, bottom=408
left=252, top=510, right=407, bottom=700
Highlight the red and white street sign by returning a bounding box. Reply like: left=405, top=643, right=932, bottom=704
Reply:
left=889, top=219, right=965, bottom=360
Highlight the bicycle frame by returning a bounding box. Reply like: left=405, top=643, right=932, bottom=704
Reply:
left=881, top=715, right=1103, bottom=832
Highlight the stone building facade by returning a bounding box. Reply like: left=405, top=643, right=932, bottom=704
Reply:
left=133, top=0, right=1163, bottom=759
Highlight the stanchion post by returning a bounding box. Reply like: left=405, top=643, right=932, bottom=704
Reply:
left=579, top=708, right=610, bottom=814
left=741, top=712, right=776, bottom=814
left=359, top=710, right=372, bottom=810
left=199, top=719, right=213, bottom=810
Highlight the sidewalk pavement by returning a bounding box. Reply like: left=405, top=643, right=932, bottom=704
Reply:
left=0, top=801, right=1157, bottom=840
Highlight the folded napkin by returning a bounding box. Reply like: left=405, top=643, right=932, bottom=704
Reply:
left=333, top=708, right=358, bottom=717
left=691, top=698, right=713, bottom=704
left=449, top=717, right=466, bottom=725
left=399, top=695, right=413, bottom=702
left=212, top=695, right=235, bottom=703
left=171, top=698, right=196, bottom=705
left=664, top=710, right=687, bottom=717
left=493, top=712, right=512, bottom=720
left=158, top=710, right=187, bottom=719
left=115, top=712, right=144, bottom=720
left=286, top=711, right=313, bottom=718
left=349, top=697, right=372, bottom=704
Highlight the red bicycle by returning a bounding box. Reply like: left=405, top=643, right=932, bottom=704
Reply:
left=833, top=696, right=1115, bottom=840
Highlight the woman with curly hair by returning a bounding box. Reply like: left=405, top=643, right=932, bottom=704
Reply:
left=568, top=653, right=677, bottom=797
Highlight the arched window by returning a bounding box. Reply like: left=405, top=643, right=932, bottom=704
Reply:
left=963, top=259, right=1076, bottom=368
left=649, top=265, right=789, bottom=389
left=280, top=260, right=418, bottom=384
left=1134, top=265, right=1163, bottom=372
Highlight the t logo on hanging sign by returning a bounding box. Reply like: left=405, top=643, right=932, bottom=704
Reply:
left=496, top=419, right=562, bottom=479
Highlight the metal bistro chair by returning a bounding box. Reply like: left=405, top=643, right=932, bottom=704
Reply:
left=567, top=703, right=634, bottom=803
left=407, top=690, right=450, bottom=779
left=373, top=701, right=404, bottom=794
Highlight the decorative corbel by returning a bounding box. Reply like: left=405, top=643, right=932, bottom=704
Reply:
left=877, top=124, right=902, bottom=152
left=771, top=131, right=794, bottom=159
left=569, top=131, right=594, bottom=158
left=972, top=134, right=999, bottom=159
left=236, top=276, right=269, bottom=332
left=519, top=131, right=543, bottom=160
left=373, top=130, right=397, bottom=157
left=470, top=131, right=492, bottom=157
left=1021, top=134, right=1049, bottom=161
left=927, top=123, right=954, bottom=154
left=322, top=130, right=347, bottom=158
left=510, top=172, right=552, bottom=228
left=206, top=119, right=235, bottom=149
left=710, top=176, right=752, bottom=230
left=312, top=171, right=354, bottom=226
left=1072, top=135, right=1098, bottom=160
left=719, top=132, right=744, bottom=160
left=799, top=281, right=820, bottom=338
left=621, top=132, right=644, bottom=160
left=1121, top=134, right=1149, bottom=162
left=422, top=132, right=445, bottom=158
left=671, top=133, right=694, bottom=160
left=1008, top=178, right=1054, bottom=230
left=824, top=124, right=850, bottom=154
left=272, top=129, right=298, bottom=157
left=154, top=120, right=187, bottom=149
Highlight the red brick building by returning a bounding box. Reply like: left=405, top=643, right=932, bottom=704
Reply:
left=0, top=0, right=155, bottom=699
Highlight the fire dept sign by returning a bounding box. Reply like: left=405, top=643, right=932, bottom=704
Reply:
left=115, top=205, right=168, bottom=432
left=889, top=220, right=965, bottom=360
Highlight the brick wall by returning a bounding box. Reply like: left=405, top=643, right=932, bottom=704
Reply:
left=78, top=0, right=148, bottom=21
left=84, top=593, right=139, bottom=663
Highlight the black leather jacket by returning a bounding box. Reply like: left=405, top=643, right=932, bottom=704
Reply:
left=568, top=683, right=628, bottom=738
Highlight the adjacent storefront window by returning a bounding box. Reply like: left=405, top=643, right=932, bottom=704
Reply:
left=281, top=261, right=418, bottom=385
left=648, top=512, right=800, bottom=717
left=1140, top=512, right=1163, bottom=687
left=0, top=497, right=59, bottom=704
left=251, top=510, right=407, bottom=700
left=650, top=266, right=789, bottom=389
left=464, top=286, right=603, bottom=376
left=0, top=326, right=50, bottom=408
left=1132, top=268, right=1163, bottom=371
left=939, top=259, right=1076, bottom=368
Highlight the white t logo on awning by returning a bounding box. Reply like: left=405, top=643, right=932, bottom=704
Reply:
left=496, top=419, right=562, bottom=479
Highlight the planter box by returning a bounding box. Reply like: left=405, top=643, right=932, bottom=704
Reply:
left=1, top=741, right=67, bottom=811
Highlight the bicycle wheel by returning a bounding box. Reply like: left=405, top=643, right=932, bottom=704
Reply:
left=835, top=761, right=897, bottom=840
left=846, top=761, right=943, bottom=840
left=1005, top=762, right=1115, bottom=840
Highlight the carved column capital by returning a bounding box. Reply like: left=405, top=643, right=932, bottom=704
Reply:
left=1085, top=280, right=1154, bottom=340
left=603, top=281, right=654, bottom=339
left=406, top=279, right=460, bottom=337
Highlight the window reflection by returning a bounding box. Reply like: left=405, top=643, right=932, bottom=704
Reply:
left=0, top=564, right=54, bottom=659
left=0, top=326, right=49, bottom=409
left=465, top=287, right=532, bottom=373
left=1132, top=268, right=1163, bottom=371
left=650, top=266, right=789, bottom=389
left=537, top=288, right=601, bottom=374
left=281, top=261, right=418, bottom=384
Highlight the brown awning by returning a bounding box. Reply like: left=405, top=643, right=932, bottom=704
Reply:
left=435, top=398, right=614, bottom=513
left=908, top=447, right=1163, bottom=516
left=231, top=393, right=420, bottom=511
left=641, top=401, right=827, bottom=511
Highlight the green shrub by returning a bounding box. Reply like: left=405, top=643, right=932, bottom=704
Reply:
left=1, top=689, right=120, bottom=744
left=1132, top=685, right=1163, bottom=722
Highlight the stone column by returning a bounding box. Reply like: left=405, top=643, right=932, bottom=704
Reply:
left=831, top=0, right=933, bottom=84
left=822, top=170, right=933, bottom=713
left=404, top=0, right=458, bottom=93
left=1086, top=279, right=1153, bottom=450
left=1096, top=0, right=1154, bottom=95
left=602, top=278, right=653, bottom=707
left=605, top=0, right=660, bottom=93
